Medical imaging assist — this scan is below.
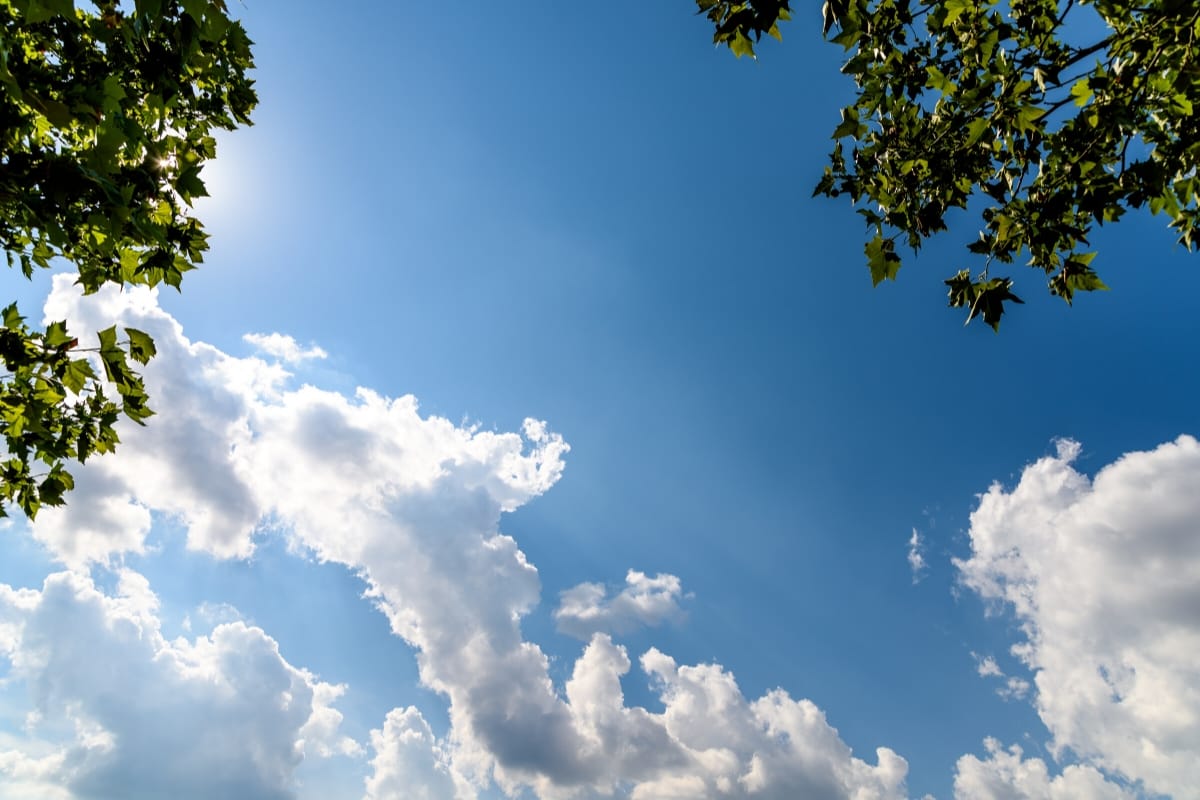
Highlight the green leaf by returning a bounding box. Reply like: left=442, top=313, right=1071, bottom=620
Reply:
left=22, top=0, right=55, bottom=23
left=943, top=0, right=969, bottom=26
left=181, top=0, right=206, bottom=20
left=945, top=270, right=974, bottom=309
left=1050, top=254, right=1109, bottom=304
left=1014, top=105, right=1040, bottom=133
left=37, top=467, right=74, bottom=507
left=151, top=201, right=174, bottom=226
left=41, top=0, right=74, bottom=17
left=44, top=321, right=73, bottom=349
left=97, top=326, right=119, bottom=355
left=3, top=305, right=24, bottom=329
left=33, top=377, right=64, bottom=405
left=134, top=0, right=165, bottom=20
left=174, top=165, right=208, bottom=202
left=832, top=108, right=862, bottom=140
left=968, top=278, right=1024, bottom=331
left=1070, top=271, right=1108, bottom=292
left=36, top=97, right=73, bottom=128
left=1070, top=80, right=1094, bottom=107
left=61, top=359, right=95, bottom=394
left=125, top=327, right=157, bottom=365
left=865, top=235, right=901, bottom=286
left=97, top=325, right=136, bottom=387
left=965, top=118, right=990, bottom=146
left=925, top=66, right=955, bottom=95
left=730, top=31, right=755, bottom=59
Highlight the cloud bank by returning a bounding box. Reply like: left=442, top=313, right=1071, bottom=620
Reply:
left=956, top=436, right=1200, bottom=798
left=12, top=277, right=911, bottom=799
left=0, top=570, right=352, bottom=800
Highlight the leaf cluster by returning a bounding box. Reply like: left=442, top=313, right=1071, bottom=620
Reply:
left=0, top=0, right=255, bottom=517
left=0, top=304, right=155, bottom=515
left=696, top=0, right=792, bottom=57
left=701, top=0, right=1200, bottom=329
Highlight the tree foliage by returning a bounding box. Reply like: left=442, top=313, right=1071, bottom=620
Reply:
left=0, top=0, right=255, bottom=517
left=698, top=0, right=1200, bottom=329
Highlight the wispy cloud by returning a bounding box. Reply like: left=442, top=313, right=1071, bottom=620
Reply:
left=243, top=332, right=328, bottom=363
left=972, top=653, right=1003, bottom=678
left=907, top=528, right=927, bottom=584
left=969, top=652, right=1029, bottom=700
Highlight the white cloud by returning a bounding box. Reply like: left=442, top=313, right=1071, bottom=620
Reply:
left=640, top=646, right=909, bottom=800
left=973, top=653, right=1003, bottom=679
left=999, top=676, right=1031, bottom=702
left=181, top=600, right=244, bottom=634
left=364, top=707, right=459, bottom=800
left=954, top=739, right=1134, bottom=799
left=301, top=682, right=363, bottom=759
left=37, top=279, right=273, bottom=565
left=0, top=569, right=354, bottom=800
left=23, top=278, right=911, bottom=799
left=956, top=436, right=1200, bottom=797
left=243, top=332, right=328, bottom=363
left=554, top=570, right=687, bottom=640
left=0, top=748, right=71, bottom=800
left=907, top=529, right=927, bottom=584
left=970, top=653, right=1030, bottom=701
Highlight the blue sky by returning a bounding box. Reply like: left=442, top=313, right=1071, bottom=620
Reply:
left=2, top=2, right=1199, bottom=799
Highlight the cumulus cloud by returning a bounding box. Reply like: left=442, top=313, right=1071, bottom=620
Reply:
left=23, top=278, right=911, bottom=799
left=364, top=707, right=458, bottom=800
left=0, top=748, right=72, bottom=800
left=954, top=739, right=1134, bottom=799
left=956, top=436, right=1200, bottom=797
left=243, top=332, right=328, bottom=363
left=554, top=570, right=687, bottom=640
left=37, top=280, right=272, bottom=564
left=638, top=645, right=908, bottom=800
left=0, top=570, right=354, bottom=800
